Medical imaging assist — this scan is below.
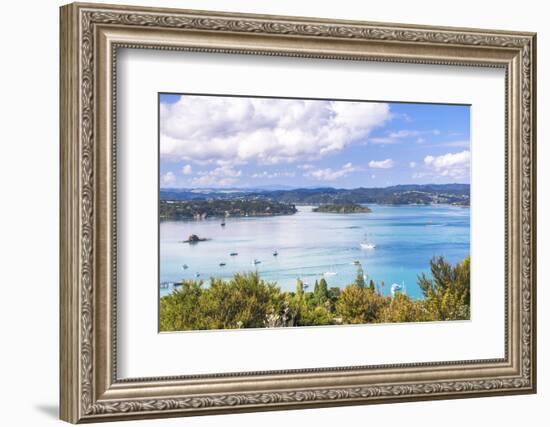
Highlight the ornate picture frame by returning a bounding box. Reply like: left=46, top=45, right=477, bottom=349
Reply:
left=60, top=2, right=536, bottom=423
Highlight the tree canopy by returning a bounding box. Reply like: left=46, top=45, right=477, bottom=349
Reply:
left=160, top=256, right=470, bottom=331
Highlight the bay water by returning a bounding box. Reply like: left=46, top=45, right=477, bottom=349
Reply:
left=160, top=204, right=470, bottom=299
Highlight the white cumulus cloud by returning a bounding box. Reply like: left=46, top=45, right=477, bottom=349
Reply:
left=370, top=129, right=439, bottom=145
left=369, top=159, right=394, bottom=169
left=181, top=164, right=193, bottom=175
left=161, top=171, right=176, bottom=186
left=191, top=166, right=242, bottom=187
left=306, top=162, right=356, bottom=181
left=160, top=96, right=391, bottom=165
left=252, top=171, right=296, bottom=179
left=424, top=150, right=470, bottom=178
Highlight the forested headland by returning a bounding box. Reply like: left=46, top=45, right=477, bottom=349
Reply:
left=160, top=199, right=297, bottom=220
left=313, top=203, right=372, bottom=213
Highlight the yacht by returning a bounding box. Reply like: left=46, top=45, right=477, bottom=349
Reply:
left=390, top=282, right=406, bottom=296
left=360, top=234, right=376, bottom=249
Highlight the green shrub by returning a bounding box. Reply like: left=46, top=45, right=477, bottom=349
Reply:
left=159, top=256, right=470, bottom=331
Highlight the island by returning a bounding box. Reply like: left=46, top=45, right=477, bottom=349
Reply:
left=313, top=203, right=372, bottom=214
left=160, top=199, right=297, bottom=220
left=181, top=234, right=209, bottom=244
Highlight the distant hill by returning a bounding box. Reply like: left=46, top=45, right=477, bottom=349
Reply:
left=160, top=184, right=470, bottom=206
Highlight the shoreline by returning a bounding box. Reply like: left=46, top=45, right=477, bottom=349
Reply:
left=159, top=202, right=470, bottom=222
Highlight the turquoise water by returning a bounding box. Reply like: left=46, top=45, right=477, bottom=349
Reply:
left=159, top=204, right=470, bottom=299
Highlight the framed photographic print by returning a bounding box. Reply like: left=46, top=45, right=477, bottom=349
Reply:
left=60, top=2, right=537, bottom=423
left=157, top=94, right=472, bottom=332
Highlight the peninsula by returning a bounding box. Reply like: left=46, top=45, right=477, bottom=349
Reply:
left=160, top=199, right=297, bottom=220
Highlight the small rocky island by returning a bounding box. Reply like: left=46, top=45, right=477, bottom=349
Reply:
left=160, top=199, right=297, bottom=220
left=313, top=203, right=372, bottom=214
left=182, top=234, right=209, bottom=244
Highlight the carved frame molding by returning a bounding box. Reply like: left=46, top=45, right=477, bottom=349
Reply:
left=60, top=2, right=536, bottom=423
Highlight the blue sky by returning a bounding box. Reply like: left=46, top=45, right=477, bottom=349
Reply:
left=159, top=94, right=470, bottom=189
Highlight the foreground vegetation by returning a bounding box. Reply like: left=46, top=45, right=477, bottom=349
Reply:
left=160, top=256, right=470, bottom=331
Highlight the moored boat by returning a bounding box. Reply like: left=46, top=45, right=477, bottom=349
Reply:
left=390, top=282, right=406, bottom=296
left=360, top=233, right=376, bottom=249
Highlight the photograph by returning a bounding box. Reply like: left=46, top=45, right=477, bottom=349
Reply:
left=158, top=94, right=471, bottom=331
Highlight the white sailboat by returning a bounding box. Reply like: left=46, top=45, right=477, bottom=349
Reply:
left=360, top=234, right=376, bottom=249
left=390, top=281, right=406, bottom=296
left=323, top=271, right=337, bottom=277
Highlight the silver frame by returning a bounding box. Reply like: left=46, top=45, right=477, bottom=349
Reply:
left=60, top=2, right=536, bottom=423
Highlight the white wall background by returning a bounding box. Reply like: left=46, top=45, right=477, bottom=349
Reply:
left=0, top=0, right=545, bottom=426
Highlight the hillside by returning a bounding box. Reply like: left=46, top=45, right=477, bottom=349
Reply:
left=160, top=184, right=470, bottom=206
left=160, top=199, right=297, bottom=220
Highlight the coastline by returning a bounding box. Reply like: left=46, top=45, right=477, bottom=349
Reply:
left=159, top=201, right=469, bottom=222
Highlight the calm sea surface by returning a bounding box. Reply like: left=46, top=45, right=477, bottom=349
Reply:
left=159, top=204, right=470, bottom=299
